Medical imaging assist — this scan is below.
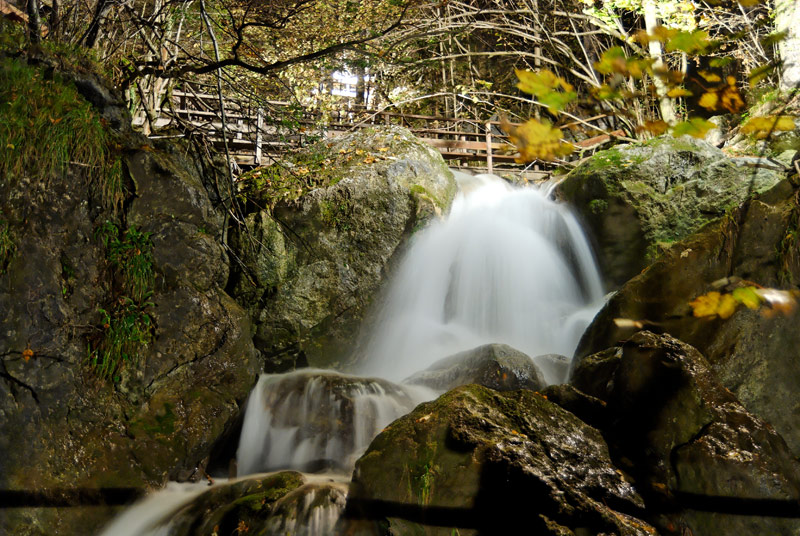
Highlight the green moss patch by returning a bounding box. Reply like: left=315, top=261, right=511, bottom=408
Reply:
left=0, top=56, right=118, bottom=188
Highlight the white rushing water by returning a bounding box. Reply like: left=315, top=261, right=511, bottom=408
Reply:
left=98, top=482, right=210, bottom=536
left=357, top=172, right=604, bottom=384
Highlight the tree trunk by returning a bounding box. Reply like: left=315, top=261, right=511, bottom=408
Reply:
left=775, top=0, right=800, bottom=90
left=26, top=0, right=42, bottom=44
left=643, top=0, right=676, bottom=123
left=83, top=0, right=113, bottom=48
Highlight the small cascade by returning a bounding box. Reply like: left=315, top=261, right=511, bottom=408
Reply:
left=236, top=370, right=435, bottom=475
left=358, top=173, right=604, bottom=384
left=97, top=482, right=210, bottom=536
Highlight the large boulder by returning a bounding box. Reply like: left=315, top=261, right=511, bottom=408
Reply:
left=402, top=343, right=546, bottom=392
left=0, top=57, right=258, bottom=535
left=575, top=178, right=800, bottom=456
left=343, top=384, right=654, bottom=535
left=228, top=126, right=457, bottom=371
left=574, top=332, right=800, bottom=536
left=554, top=136, right=783, bottom=287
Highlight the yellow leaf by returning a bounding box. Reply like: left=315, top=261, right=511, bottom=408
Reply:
left=698, top=92, right=719, bottom=110
left=690, top=291, right=722, bottom=317
left=504, top=118, right=574, bottom=162
left=516, top=69, right=573, bottom=97
left=717, top=293, right=738, bottom=319
left=638, top=120, right=669, bottom=136
left=741, top=116, right=797, bottom=138
left=667, top=87, right=693, bottom=98
left=22, top=348, right=33, bottom=362
left=698, top=71, right=722, bottom=83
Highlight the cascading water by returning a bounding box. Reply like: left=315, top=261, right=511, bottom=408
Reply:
left=101, top=171, right=605, bottom=534
left=236, top=370, right=434, bottom=475
left=357, top=172, right=604, bottom=384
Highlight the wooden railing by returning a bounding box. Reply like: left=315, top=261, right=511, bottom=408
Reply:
left=138, top=84, right=620, bottom=178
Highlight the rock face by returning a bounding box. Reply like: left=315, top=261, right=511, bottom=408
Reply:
left=574, top=332, right=800, bottom=536
left=403, top=343, right=547, bottom=392
left=554, top=135, right=783, bottom=287
left=228, top=126, right=457, bottom=371
left=0, top=59, right=258, bottom=535
left=344, top=384, right=655, bottom=535
left=575, top=179, right=800, bottom=456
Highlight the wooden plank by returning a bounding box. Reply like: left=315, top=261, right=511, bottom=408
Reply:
left=420, top=138, right=515, bottom=152
left=0, top=0, right=27, bottom=23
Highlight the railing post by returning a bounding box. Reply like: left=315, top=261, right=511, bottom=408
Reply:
left=485, top=122, right=493, bottom=175
left=255, top=107, right=264, bottom=166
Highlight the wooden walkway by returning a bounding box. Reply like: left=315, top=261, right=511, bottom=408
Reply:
left=139, top=84, right=619, bottom=178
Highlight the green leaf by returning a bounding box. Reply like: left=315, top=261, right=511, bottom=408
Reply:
left=666, top=30, right=710, bottom=54
left=672, top=117, right=716, bottom=138
left=732, top=287, right=763, bottom=309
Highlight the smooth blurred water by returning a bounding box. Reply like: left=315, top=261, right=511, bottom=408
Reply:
left=237, top=370, right=435, bottom=476
left=357, top=173, right=604, bottom=384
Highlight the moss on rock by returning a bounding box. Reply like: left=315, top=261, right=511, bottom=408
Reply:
left=554, top=135, right=783, bottom=288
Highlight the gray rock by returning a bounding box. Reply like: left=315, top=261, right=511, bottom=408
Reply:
left=228, top=126, right=457, bottom=370
left=0, top=79, right=258, bottom=535
left=403, top=343, right=546, bottom=392
left=575, top=179, right=800, bottom=457
left=604, top=332, right=800, bottom=536
left=343, top=385, right=654, bottom=535
left=553, top=135, right=783, bottom=288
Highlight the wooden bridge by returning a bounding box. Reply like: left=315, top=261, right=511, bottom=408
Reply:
left=139, top=84, right=620, bottom=179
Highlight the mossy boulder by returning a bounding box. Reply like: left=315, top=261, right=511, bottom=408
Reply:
left=402, top=343, right=546, bottom=392
left=228, top=125, right=457, bottom=370
left=0, top=57, right=258, bottom=535
left=343, top=384, right=654, bottom=535
left=575, top=179, right=800, bottom=457
left=588, top=332, right=800, bottom=536
left=554, top=135, right=783, bottom=288
left=137, top=471, right=347, bottom=536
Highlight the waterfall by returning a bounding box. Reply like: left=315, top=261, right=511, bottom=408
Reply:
left=357, top=173, right=604, bottom=384
left=101, top=171, right=605, bottom=534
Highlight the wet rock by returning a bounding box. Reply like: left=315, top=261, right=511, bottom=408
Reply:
left=228, top=126, right=457, bottom=371
left=570, top=347, right=622, bottom=400
left=604, top=332, right=800, bottom=536
left=402, top=343, right=546, bottom=392
left=576, top=179, right=800, bottom=456
left=541, top=384, right=610, bottom=432
left=553, top=135, right=783, bottom=287
left=163, top=472, right=347, bottom=536
left=344, top=385, right=655, bottom=535
left=0, top=61, right=258, bottom=534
